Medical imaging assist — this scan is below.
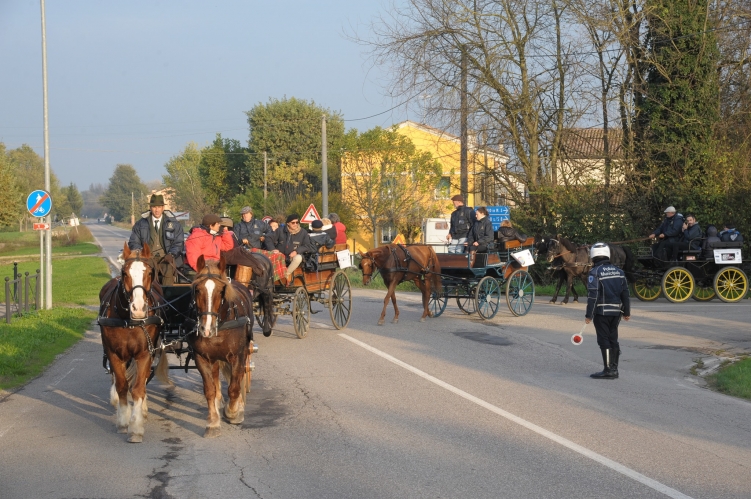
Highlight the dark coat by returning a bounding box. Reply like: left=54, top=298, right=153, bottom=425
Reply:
left=270, top=226, right=316, bottom=259
left=449, top=205, right=476, bottom=238
left=496, top=226, right=528, bottom=243
left=652, top=214, right=685, bottom=242
left=310, top=231, right=335, bottom=250
left=467, top=217, right=494, bottom=248
left=703, top=225, right=721, bottom=256
left=128, top=210, right=184, bottom=263
left=719, top=228, right=743, bottom=243
left=233, top=218, right=273, bottom=250
left=585, top=260, right=630, bottom=319
left=680, top=223, right=703, bottom=250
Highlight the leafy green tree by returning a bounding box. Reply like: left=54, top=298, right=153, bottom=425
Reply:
left=60, top=183, right=84, bottom=216
left=341, top=127, right=443, bottom=246
left=163, top=143, right=212, bottom=221
left=100, top=164, right=148, bottom=222
left=199, top=135, right=229, bottom=210
left=246, top=97, right=345, bottom=202
left=0, top=143, right=23, bottom=226
left=634, top=0, right=722, bottom=224
left=7, top=143, right=63, bottom=219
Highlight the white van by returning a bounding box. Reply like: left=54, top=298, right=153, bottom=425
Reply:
left=422, top=218, right=451, bottom=253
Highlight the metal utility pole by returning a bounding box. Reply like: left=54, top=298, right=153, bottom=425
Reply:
left=460, top=48, right=469, bottom=202
left=321, top=115, right=328, bottom=217
left=263, top=151, right=267, bottom=213
left=40, top=0, right=52, bottom=309
left=131, top=192, right=135, bottom=225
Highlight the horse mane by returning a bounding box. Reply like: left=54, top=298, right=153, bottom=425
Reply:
left=195, top=260, right=239, bottom=304
left=558, top=236, right=578, bottom=253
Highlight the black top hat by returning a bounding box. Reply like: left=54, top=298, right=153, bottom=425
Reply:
left=149, top=194, right=165, bottom=207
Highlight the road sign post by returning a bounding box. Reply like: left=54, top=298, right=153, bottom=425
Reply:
left=27, top=190, right=52, bottom=309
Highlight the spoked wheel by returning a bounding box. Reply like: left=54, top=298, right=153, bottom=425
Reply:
left=506, top=269, right=535, bottom=317
left=475, top=276, right=502, bottom=320
left=292, top=287, right=310, bottom=339
left=713, top=267, right=748, bottom=303
left=328, top=270, right=352, bottom=330
left=457, top=286, right=476, bottom=314
left=692, top=282, right=716, bottom=302
left=633, top=277, right=662, bottom=301
left=428, top=289, right=448, bottom=318
left=661, top=266, right=694, bottom=303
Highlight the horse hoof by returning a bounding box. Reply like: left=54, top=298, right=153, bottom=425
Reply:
left=549, top=300, right=556, bottom=304
left=392, top=318, right=398, bottom=324
left=127, top=434, right=143, bottom=443
left=117, top=426, right=128, bottom=434
left=226, top=414, right=245, bottom=425
left=263, top=330, right=272, bottom=337
left=420, top=317, right=426, bottom=322
left=378, top=320, right=385, bottom=326
left=204, top=426, right=221, bottom=438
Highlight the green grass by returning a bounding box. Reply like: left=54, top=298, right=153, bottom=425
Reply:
left=706, top=358, right=751, bottom=400
left=344, top=267, right=420, bottom=292
left=0, top=307, right=96, bottom=390
left=535, top=283, right=587, bottom=297
left=0, top=242, right=100, bottom=257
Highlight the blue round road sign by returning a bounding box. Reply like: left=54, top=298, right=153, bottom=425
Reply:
left=27, top=190, right=53, bottom=217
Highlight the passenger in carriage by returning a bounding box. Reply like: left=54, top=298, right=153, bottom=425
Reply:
left=719, top=222, right=743, bottom=243
left=233, top=206, right=273, bottom=250
left=702, top=225, right=721, bottom=258
left=320, top=217, right=338, bottom=242
left=269, top=214, right=317, bottom=285
left=495, top=219, right=528, bottom=246
left=664, top=214, right=702, bottom=261
left=467, top=207, right=494, bottom=255
left=327, top=213, right=347, bottom=245
left=649, top=205, right=684, bottom=260
left=446, top=195, right=475, bottom=253
left=309, top=220, right=335, bottom=250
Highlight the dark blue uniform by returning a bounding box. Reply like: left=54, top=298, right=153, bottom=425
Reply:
left=585, top=259, right=630, bottom=360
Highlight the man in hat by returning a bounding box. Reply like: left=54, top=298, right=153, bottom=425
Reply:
left=446, top=194, right=476, bottom=254
left=269, top=214, right=316, bottom=285
left=649, top=205, right=684, bottom=260
left=309, top=220, right=335, bottom=250
left=128, top=194, right=184, bottom=285
left=233, top=206, right=273, bottom=250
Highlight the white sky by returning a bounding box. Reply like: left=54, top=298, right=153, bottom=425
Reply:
left=0, top=0, right=412, bottom=189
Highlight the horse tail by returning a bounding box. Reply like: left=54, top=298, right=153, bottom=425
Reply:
left=429, top=247, right=442, bottom=293
left=153, top=351, right=173, bottom=386
left=622, top=245, right=636, bottom=283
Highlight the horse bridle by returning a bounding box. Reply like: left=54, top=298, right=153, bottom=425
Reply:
left=192, top=271, right=228, bottom=335
left=359, top=254, right=381, bottom=281
left=121, top=253, right=159, bottom=317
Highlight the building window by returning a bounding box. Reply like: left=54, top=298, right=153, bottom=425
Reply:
left=435, top=176, right=450, bottom=199
left=381, top=224, right=395, bottom=243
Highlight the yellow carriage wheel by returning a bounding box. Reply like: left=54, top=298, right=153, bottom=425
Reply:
left=633, top=278, right=661, bottom=301
left=691, top=284, right=716, bottom=302
left=661, top=267, right=694, bottom=303
left=713, top=267, right=748, bottom=303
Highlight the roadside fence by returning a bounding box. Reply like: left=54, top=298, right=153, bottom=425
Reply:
left=4, top=264, right=41, bottom=323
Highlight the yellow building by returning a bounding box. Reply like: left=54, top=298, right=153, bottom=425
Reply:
left=343, top=120, right=510, bottom=250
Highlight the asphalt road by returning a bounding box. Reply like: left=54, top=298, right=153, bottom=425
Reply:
left=0, top=222, right=749, bottom=499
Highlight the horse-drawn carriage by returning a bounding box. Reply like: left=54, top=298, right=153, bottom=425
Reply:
left=631, top=240, right=749, bottom=303
left=426, top=239, right=537, bottom=319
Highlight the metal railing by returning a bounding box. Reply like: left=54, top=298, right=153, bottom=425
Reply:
left=4, top=268, right=41, bottom=323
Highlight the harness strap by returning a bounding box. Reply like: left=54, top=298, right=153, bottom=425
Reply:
left=98, top=315, right=164, bottom=328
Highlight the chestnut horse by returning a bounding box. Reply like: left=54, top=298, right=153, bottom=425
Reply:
left=99, top=242, right=168, bottom=443
left=189, top=255, right=255, bottom=438
left=359, top=244, right=442, bottom=325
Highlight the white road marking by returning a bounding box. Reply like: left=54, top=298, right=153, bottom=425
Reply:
left=339, top=333, right=694, bottom=499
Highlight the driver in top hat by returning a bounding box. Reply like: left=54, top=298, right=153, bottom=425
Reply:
left=128, top=194, right=184, bottom=285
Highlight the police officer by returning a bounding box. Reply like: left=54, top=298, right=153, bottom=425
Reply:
left=233, top=206, right=273, bottom=250
left=584, top=243, right=630, bottom=379
left=128, top=194, right=184, bottom=285
left=446, top=195, right=476, bottom=254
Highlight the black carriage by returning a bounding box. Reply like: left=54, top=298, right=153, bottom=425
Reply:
left=631, top=240, right=749, bottom=303
left=427, top=238, right=537, bottom=319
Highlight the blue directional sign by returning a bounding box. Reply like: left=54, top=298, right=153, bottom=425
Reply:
left=27, top=190, right=53, bottom=218
left=482, top=206, right=510, bottom=231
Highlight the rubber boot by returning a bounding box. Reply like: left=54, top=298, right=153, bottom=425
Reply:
left=590, top=348, right=614, bottom=379
left=609, top=347, right=620, bottom=379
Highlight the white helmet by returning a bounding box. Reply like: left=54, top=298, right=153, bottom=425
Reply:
left=590, top=242, right=610, bottom=260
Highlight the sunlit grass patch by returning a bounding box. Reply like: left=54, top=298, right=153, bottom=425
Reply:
left=707, top=358, right=751, bottom=400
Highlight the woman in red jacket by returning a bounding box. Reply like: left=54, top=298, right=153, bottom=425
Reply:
left=185, top=214, right=235, bottom=270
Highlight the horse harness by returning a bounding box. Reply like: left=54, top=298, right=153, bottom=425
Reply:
left=190, top=271, right=253, bottom=338
left=548, top=239, right=592, bottom=270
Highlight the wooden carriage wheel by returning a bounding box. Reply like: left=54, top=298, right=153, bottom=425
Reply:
left=292, top=287, right=310, bottom=339
left=633, top=277, right=662, bottom=301
left=713, top=267, right=748, bottom=303
left=428, top=288, right=448, bottom=318
left=475, top=276, right=502, bottom=320
left=328, top=270, right=352, bottom=330
left=505, top=269, right=535, bottom=317
left=661, top=267, right=694, bottom=303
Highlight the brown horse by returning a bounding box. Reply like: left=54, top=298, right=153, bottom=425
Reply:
left=99, top=242, right=168, bottom=443
left=359, top=244, right=442, bottom=325
left=189, top=255, right=254, bottom=438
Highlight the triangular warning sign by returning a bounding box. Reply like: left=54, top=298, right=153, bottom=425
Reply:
left=392, top=234, right=406, bottom=245
left=301, top=204, right=321, bottom=223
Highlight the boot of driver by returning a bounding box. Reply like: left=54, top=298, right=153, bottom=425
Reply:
left=590, top=348, right=615, bottom=379
left=609, top=347, right=620, bottom=379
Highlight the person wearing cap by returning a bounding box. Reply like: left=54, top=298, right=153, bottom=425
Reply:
left=320, top=217, right=338, bottom=242
left=584, top=243, right=630, bottom=379
left=649, top=206, right=684, bottom=260
left=128, top=193, right=184, bottom=285
left=446, top=194, right=476, bottom=254
left=233, top=206, right=273, bottom=251
left=269, top=214, right=316, bottom=284
left=309, top=220, right=335, bottom=250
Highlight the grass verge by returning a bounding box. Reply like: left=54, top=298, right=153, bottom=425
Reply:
left=706, top=358, right=751, bottom=400
left=0, top=307, right=96, bottom=390
left=0, top=255, right=110, bottom=391
left=344, top=267, right=419, bottom=292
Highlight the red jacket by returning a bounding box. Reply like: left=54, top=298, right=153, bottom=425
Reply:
left=185, top=226, right=234, bottom=270
left=333, top=221, right=347, bottom=245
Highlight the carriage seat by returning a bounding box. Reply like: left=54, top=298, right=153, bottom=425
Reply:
left=498, top=237, right=534, bottom=250
left=708, top=241, right=744, bottom=249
